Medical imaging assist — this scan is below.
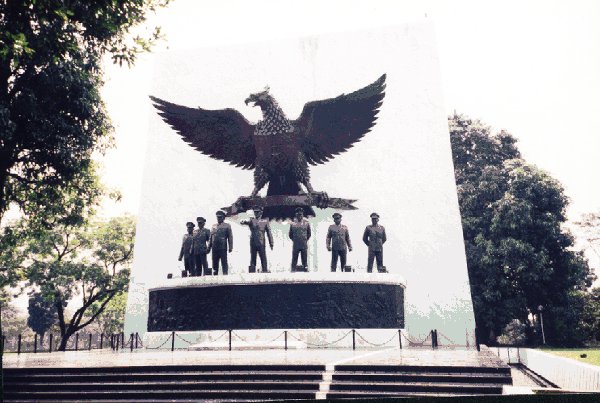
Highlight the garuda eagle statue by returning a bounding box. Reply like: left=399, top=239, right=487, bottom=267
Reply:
left=151, top=74, right=386, bottom=219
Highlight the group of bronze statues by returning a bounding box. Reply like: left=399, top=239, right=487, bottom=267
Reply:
left=178, top=208, right=387, bottom=276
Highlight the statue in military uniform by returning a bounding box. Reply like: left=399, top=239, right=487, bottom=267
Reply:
left=210, top=211, right=233, bottom=275
left=241, top=207, right=274, bottom=273
left=289, top=207, right=311, bottom=271
left=362, top=212, right=387, bottom=272
left=326, top=212, right=352, bottom=272
left=192, top=216, right=211, bottom=276
left=178, top=222, right=195, bottom=276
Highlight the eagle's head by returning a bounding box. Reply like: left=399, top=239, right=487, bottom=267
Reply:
left=244, top=86, right=275, bottom=111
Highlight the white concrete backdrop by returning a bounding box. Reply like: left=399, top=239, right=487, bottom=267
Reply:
left=125, top=23, right=475, bottom=345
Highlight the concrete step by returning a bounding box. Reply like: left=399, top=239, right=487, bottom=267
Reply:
left=328, top=380, right=505, bottom=394
left=4, top=380, right=322, bottom=392
left=332, top=371, right=512, bottom=384
left=4, top=371, right=324, bottom=383
left=3, top=389, right=319, bottom=401
left=335, top=364, right=511, bottom=374
left=4, top=364, right=326, bottom=374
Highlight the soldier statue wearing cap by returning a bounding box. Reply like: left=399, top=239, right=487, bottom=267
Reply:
left=289, top=207, right=311, bottom=271
left=241, top=206, right=274, bottom=273
left=363, top=212, right=387, bottom=272
left=326, top=213, right=353, bottom=272
left=178, top=222, right=195, bottom=276
left=192, top=216, right=211, bottom=276
left=210, top=211, right=233, bottom=275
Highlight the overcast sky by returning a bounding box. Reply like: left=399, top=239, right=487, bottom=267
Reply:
left=99, top=0, right=600, bottom=268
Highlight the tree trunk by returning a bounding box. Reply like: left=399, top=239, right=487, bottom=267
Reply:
left=57, top=330, right=76, bottom=351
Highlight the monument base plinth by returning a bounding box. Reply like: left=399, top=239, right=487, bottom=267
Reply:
left=147, top=273, right=405, bottom=333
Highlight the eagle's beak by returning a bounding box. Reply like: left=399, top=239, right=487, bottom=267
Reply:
left=244, top=97, right=252, bottom=106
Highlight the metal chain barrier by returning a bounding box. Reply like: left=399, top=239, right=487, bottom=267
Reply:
left=354, top=330, right=398, bottom=347
left=145, top=334, right=173, bottom=350
left=401, top=331, right=431, bottom=347
left=174, top=333, right=197, bottom=345
left=436, top=330, right=461, bottom=347
left=288, top=330, right=353, bottom=347
left=136, top=333, right=144, bottom=348
left=268, top=331, right=285, bottom=342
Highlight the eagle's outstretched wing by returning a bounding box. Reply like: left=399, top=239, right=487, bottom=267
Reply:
left=150, top=96, right=256, bottom=169
left=293, top=74, right=386, bottom=165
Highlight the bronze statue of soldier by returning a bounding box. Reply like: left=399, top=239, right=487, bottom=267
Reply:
left=326, top=212, right=352, bottom=272
left=192, top=216, right=211, bottom=276
left=210, top=211, right=233, bottom=275
left=289, top=207, right=311, bottom=271
left=363, top=212, right=387, bottom=273
left=241, top=206, right=274, bottom=273
left=178, top=222, right=195, bottom=277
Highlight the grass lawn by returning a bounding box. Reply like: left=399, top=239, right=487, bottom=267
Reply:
left=540, top=348, right=600, bottom=366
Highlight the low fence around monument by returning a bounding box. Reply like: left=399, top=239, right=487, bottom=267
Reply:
left=143, top=328, right=468, bottom=351
left=1, top=332, right=144, bottom=354
left=1, top=329, right=468, bottom=354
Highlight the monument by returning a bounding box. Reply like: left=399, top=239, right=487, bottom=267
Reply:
left=125, top=23, right=476, bottom=347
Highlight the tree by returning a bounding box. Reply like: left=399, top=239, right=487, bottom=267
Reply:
left=574, top=211, right=600, bottom=260
left=2, top=209, right=135, bottom=351
left=27, top=292, right=58, bottom=340
left=91, top=291, right=128, bottom=335
left=449, top=114, right=593, bottom=345
left=0, top=0, right=169, bottom=225
left=578, top=287, right=600, bottom=343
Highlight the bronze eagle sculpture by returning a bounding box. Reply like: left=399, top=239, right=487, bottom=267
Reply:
left=151, top=74, right=386, bottom=219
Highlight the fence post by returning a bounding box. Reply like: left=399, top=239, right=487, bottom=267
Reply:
left=75, top=333, right=79, bottom=351
left=34, top=334, right=38, bottom=353
left=100, top=334, right=104, bottom=350
left=17, top=334, right=22, bottom=354
left=352, top=329, right=356, bottom=350
left=171, top=331, right=175, bottom=352
left=430, top=330, right=434, bottom=349
left=49, top=334, right=53, bottom=353
left=475, top=327, right=480, bottom=351
left=121, top=333, right=125, bottom=348
left=135, top=332, right=139, bottom=349
left=88, top=334, right=92, bottom=350
left=116, top=334, right=120, bottom=351
left=398, top=329, right=402, bottom=349
left=130, top=333, right=134, bottom=352
left=228, top=329, right=232, bottom=351
left=284, top=331, right=288, bottom=350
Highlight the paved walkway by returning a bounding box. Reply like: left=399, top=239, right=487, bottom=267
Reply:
left=3, top=346, right=507, bottom=370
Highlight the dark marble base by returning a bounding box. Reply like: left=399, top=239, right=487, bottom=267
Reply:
left=148, top=281, right=404, bottom=332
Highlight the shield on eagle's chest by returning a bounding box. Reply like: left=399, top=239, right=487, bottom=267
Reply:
left=254, top=130, right=300, bottom=171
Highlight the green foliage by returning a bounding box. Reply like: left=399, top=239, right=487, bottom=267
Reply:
left=91, top=291, right=128, bottom=335
left=1, top=303, right=29, bottom=335
left=449, top=114, right=593, bottom=346
left=1, top=212, right=136, bottom=350
left=574, top=211, right=600, bottom=260
left=497, top=319, right=527, bottom=346
left=0, top=0, right=169, bottom=225
left=27, top=292, right=58, bottom=337
left=577, top=287, right=600, bottom=344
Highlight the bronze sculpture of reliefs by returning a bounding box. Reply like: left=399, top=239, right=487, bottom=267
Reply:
left=289, top=207, right=311, bottom=271
left=210, top=211, right=233, bottom=275
left=150, top=74, right=386, bottom=220
left=363, top=212, right=387, bottom=273
left=240, top=206, right=274, bottom=273
left=326, top=212, right=353, bottom=272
